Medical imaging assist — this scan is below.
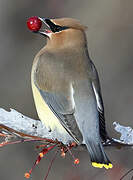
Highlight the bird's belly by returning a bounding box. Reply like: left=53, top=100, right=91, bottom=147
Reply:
left=31, top=80, right=67, bottom=134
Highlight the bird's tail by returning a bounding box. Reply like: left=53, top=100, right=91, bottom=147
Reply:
left=85, top=139, right=113, bottom=169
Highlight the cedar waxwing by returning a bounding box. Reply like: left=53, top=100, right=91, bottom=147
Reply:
left=31, top=17, right=113, bottom=169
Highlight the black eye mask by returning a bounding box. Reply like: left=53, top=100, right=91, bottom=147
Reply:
left=45, top=19, right=69, bottom=33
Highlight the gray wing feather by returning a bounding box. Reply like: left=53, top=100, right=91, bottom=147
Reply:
left=90, top=60, right=108, bottom=141
left=38, top=89, right=83, bottom=145
left=39, top=91, right=74, bottom=115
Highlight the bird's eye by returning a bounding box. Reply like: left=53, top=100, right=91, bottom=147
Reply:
left=45, top=19, right=69, bottom=33
left=52, top=25, right=68, bottom=33
left=51, top=25, right=61, bottom=32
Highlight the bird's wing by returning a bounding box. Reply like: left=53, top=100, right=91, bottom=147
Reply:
left=90, top=60, right=108, bottom=141
left=34, top=82, right=83, bottom=145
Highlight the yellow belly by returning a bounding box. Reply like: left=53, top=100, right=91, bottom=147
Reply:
left=31, top=80, right=67, bottom=134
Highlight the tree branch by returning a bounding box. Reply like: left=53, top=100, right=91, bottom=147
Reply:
left=0, top=108, right=133, bottom=147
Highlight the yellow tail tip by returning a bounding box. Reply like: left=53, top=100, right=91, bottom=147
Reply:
left=92, top=162, right=113, bottom=169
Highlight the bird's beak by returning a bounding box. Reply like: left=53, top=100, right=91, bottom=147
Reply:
left=36, top=17, right=52, bottom=38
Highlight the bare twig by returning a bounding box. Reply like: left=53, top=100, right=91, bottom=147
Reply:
left=120, top=169, right=133, bottom=180
left=1, top=108, right=133, bottom=180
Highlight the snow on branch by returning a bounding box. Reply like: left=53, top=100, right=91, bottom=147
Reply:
left=0, top=108, right=133, bottom=147
left=0, top=108, right=74, bottom=145
left=113, top=122, right=133, bottom=144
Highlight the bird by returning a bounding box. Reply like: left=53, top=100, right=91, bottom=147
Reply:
left=31, top=17, right=113, bottom=169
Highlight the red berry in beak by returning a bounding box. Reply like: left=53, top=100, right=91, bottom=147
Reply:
left=27, top=16, right=42, bottom=32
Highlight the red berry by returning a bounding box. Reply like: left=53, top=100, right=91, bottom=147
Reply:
left=74, top=158, right=80, bottom=164
left=24, top=172, right=30, bottom=179
left=27, top=16, right=42, bottom=32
